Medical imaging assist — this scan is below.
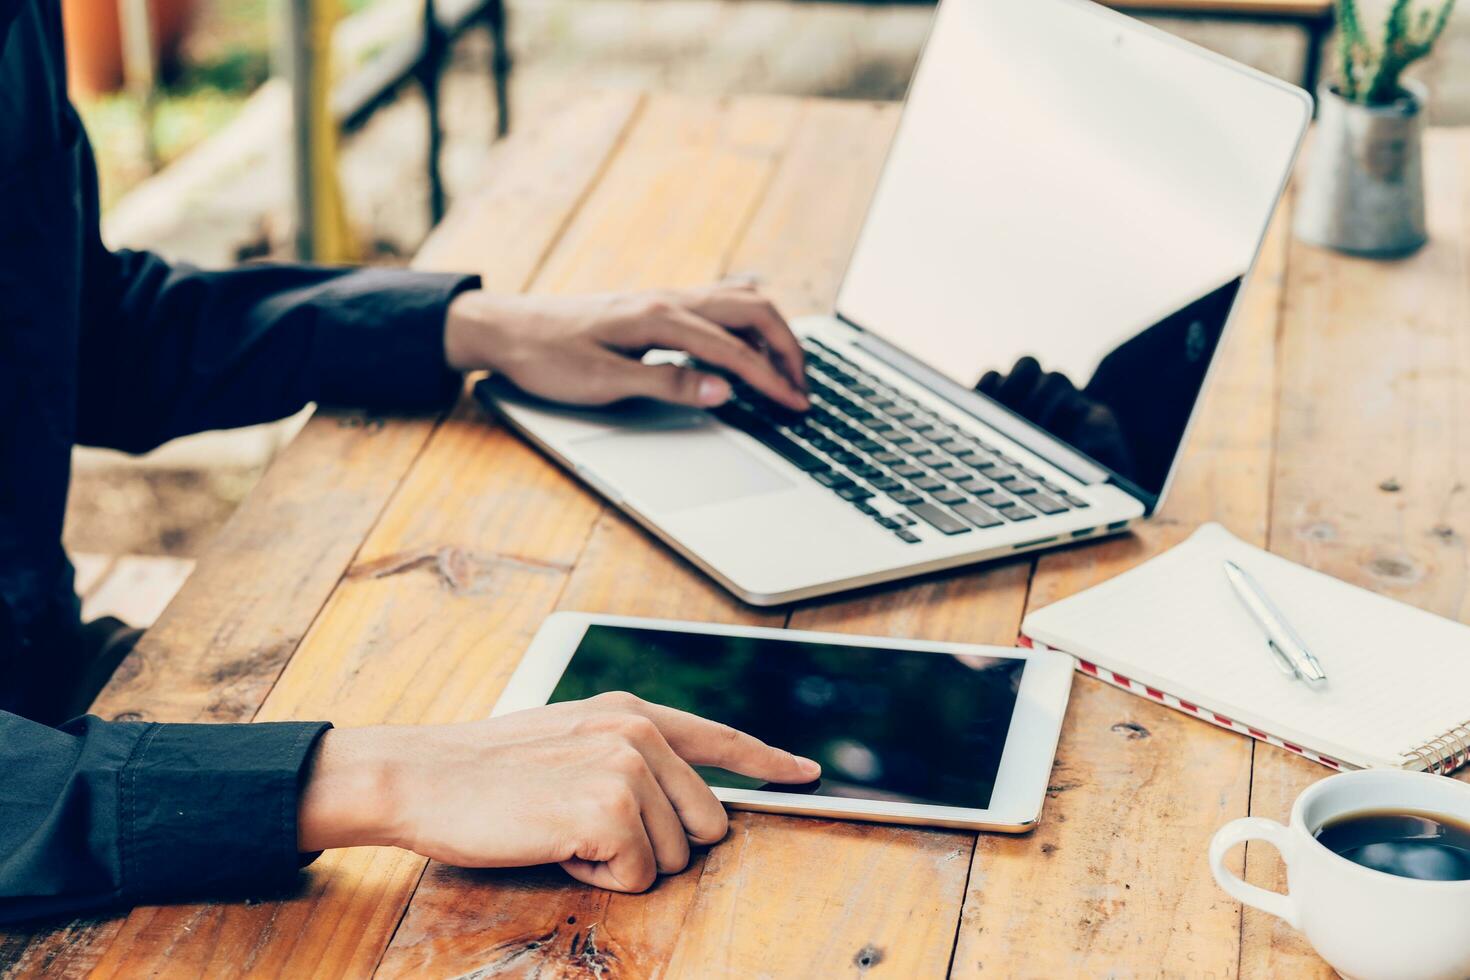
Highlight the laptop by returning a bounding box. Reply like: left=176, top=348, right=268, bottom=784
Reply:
left=475, top=0, right=1312, bottom=606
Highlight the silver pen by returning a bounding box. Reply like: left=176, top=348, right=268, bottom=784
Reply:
left=1222, top=560, right=1328, bottom=685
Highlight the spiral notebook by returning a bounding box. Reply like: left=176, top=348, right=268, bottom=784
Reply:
left=1021, top=523, right=1470, bottom=775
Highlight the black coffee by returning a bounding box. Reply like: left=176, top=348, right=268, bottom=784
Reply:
left=1314, top=809, right=1470, bottom=881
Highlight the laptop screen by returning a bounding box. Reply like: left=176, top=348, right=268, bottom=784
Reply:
left=835, top=0, right=1308, bottom=500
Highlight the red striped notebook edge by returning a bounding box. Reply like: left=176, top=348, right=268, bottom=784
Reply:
left=1018, top=633, right=1354, bottom=771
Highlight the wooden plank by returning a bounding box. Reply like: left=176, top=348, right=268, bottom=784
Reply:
left=1241, top=130, right=1470, bottom=978
left=83, top=92, right=799, bottom=980
left=1, top=89, right=645, bottom=980
left=951, top=185, right=1295, bottom=977
left=726, top=100, right=900, bottom=317
left=80, top=556, right=196, bottom=628
left=383, top=95, right=934, bottom=980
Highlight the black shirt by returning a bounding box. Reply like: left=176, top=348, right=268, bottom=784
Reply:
left=1, top=0, right=475, bottom=922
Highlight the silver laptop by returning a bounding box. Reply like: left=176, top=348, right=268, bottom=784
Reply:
left=476, top=0, right=1311, bottom=605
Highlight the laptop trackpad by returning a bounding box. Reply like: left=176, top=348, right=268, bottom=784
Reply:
left=570, top=427, right=796, bottom=514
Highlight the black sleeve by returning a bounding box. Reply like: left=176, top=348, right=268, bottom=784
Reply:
left=75, top=246, right=479, bottom=454
left=52, top=68, right=476, bottom=454
left=0, top=713, right=331, bottom=924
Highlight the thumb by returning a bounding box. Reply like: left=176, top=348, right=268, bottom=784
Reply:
left=611, top=361, right=733, bottom=408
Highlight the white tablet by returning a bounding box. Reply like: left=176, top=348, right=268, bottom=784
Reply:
left=495, top=613, right=1075, bottom=832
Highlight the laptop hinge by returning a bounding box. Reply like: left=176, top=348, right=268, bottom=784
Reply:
left=831, top=315, right=1118, bottom=490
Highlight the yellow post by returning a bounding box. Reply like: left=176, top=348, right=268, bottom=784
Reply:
left=306, top=0, right=357, bottom=262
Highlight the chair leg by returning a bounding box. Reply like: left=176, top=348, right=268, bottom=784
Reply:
left=1301, top=15, right=1332, bottom=100
left=485, top=0, right=511, bottom=137
left=419, top=0, right=448, bottom=223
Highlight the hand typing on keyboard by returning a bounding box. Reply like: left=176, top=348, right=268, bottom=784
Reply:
left=444, top=282, right=810, bottom=411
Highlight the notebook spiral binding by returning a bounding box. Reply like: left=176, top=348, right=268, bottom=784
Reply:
left=1405, top=723, right=1470, bottom=775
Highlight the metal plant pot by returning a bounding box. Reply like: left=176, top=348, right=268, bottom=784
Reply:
left=1295, top=81, right=1428, bottom=258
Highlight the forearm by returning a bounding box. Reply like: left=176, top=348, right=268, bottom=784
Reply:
left=296, top=728, right=403, bottom=853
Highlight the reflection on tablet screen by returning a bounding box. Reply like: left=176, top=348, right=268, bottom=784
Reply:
left=548, top=625, right=1025, bottom=810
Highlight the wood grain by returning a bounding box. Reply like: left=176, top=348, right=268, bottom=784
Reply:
left=19, top=88, right=1468, bottom=978
left=1, top=89, right=644, bottom=980
left=1240, top=131, right=1470, bottom=978
left=378, top=92, right=808, bottom=980
left=951, top=184, right=1295, bottom=978
left=378, top=95, right=946, bottom=980
left=725, top=99, right=900, bottom=317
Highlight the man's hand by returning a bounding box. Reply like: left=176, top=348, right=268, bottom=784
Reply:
left=443, top=284, right=809, bottom=412
left=296, top=692, right=820, bottom=892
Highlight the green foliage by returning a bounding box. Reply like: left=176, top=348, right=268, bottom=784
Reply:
left=1335, top=0, right=1458, bottom=105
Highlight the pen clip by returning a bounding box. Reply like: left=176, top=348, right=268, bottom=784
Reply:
left=1266, top=639, right=1302, bottom=679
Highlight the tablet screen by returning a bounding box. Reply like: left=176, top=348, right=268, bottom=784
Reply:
left=548, top=625, right=1026, bottom=810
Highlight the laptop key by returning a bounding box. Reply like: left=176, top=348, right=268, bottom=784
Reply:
left=752, top=426, right=825, bottom=471
left=913, top=476, right=946, bottom=492
left=953, top=501, right=1005, bottom=528
left=893, top=464, right=925, bottom=478
left=890, top=490, right=924, bottom=506
left=812, top=470, right=852, bottom=489
left=895, top=528, right=922, bottom=543
left=871, top=476, right=902, bottom=492
left=933, top=489, right=967, bottom=505
left=838, top=485, right=875, bottom=502
left=1008, top=479, right=1041, bottom=495
left=934, top=464, right=967, bottom=480
left=873, top=452, right=904, bottom=464
left=1062, top=493, right=1091, bottom=508
left=1028, top=492, right=1069, bottom=515
left=907, top=502, right=971, bottom=535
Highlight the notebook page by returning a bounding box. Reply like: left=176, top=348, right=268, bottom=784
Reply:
left=1022, top=523, right=1470, bottom=769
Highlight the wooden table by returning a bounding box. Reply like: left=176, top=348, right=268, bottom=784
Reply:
left=4, top=93, right=1468, bottom=978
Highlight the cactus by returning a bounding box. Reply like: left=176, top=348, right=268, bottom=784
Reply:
left=1335, top=0, right=1457, bottom=105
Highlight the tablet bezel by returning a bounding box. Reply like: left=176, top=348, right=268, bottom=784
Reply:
left=493, top=612, right=1075, bottom=832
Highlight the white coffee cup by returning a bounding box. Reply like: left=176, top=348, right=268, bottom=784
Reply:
left=1210, top=769, right=1470, bottom=980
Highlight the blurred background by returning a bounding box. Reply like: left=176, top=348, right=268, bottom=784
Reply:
left=63, top=0, right=1470, bottom=626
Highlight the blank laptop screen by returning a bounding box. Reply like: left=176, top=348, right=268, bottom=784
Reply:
left=836, top=0, right=1308, bottom=498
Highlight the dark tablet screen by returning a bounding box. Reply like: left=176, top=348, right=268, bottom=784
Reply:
left=548, top=625, right=1025, bottom=810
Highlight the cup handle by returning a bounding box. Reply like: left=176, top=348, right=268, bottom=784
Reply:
left=1208, top=817, right=1300, bottom=928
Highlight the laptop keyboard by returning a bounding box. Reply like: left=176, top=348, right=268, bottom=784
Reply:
left=712, top=339, right=1089, bottom=544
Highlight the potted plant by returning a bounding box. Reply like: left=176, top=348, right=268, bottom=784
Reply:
left=1295, top=0, right=1458, bottom=256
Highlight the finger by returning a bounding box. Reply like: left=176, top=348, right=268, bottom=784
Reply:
left=629, top=700, right=821, bottom=785
left=562, top=801, right=658, bottom=893
left=629, top=305, right=808, bottom=411
left=617, top=718, right=730, bottom=845
left=590, top=357, right=733, bottom=408
left=625, top=758, right=693, bottom=873
left=686, top=287, right=807, bottom=395
left=561, top=856, right=642, bottom=892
